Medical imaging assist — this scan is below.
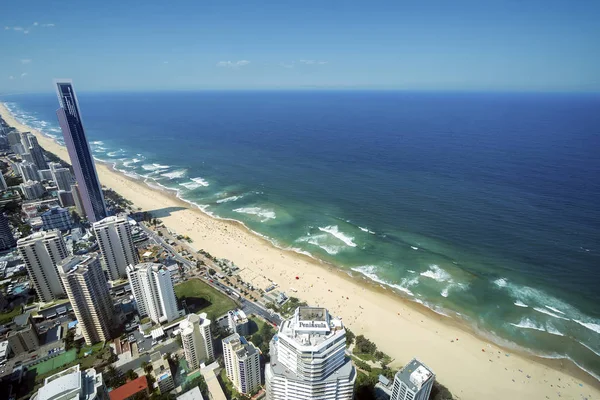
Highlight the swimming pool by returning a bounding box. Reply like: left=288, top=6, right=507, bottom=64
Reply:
left=12, top=284, right=27, bottom=294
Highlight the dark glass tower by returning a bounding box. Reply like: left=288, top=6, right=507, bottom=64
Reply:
left=55, top=80, right=107, bottom=222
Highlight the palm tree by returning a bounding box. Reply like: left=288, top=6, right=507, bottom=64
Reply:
left=125, top=369, right=138, bottom=381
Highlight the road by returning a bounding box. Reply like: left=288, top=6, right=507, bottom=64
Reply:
left=137, top=220, right=282, bottom=327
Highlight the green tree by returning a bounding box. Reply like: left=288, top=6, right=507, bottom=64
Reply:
left=125, top=369, right=138, bottom=381
left=345, top=328, right=355, bottom=346
left=183, top=375, right=209, bottom=399
left=355, top=335, right=377, bottom=355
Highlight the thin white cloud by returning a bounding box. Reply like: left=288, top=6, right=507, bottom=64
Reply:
left=21, top=59, right=32, bottom=64
left=24, top=30, right=29, bottom=34
left=33, top=22, right=39, bottom=26
left=13, top=26, right=24, bottom=31
left=20, top=72, right=28, bottom=78
left=279, top=62, right=295, bottom=69
left=216, top=60, right=250, bottom=68
left=9, top=76, right=14, bottom=80
left=41, top=23, right=55, bottom=28
left=4, top=26, right=10, bottom=30
left=163, top=61, right=169, bottom=64
left=299, top=59, right=328, bottom=65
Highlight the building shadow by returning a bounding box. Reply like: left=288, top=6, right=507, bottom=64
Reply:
left=143, top=207, right=187, bottom=218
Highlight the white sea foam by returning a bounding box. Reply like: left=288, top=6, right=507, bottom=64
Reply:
left=217, top=195, right=243, bottom=204
left=359, top=226, right=375, bottom=234
left=573, top=320, right=600, bottom=334
left=142, top=163, right=171, bottom=171
left=107, top=151, right=122, bottom=157
left=90, top=141, right=104, bottom=145
left=545, top=305, right=566, bottom=315
left=510, top=318, right=546, bottom=333
left=95, top=147, right=107, bottom=153
left=190, top=177, right=209, bottom=187
left=514, top=301, right=529, bottom=308
left=351, top=265, right=415, bottom=297
left=234, top=207, right=276, bottom=222
left=494, top=278, right=508, bottom=288
left=161, top=169, right=187, bottom=179
left=510, top=319, right=564, bottom=337
left=318, top=225, right=357, bottom=247
left=533, top=307, right=570, bottom=321
left=411, top=246, right=419, bottom=250
left=420, top=265, right=451, bottom=282
left=296, top=234, right=342, bottom=255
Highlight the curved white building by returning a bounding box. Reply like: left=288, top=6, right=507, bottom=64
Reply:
left=265, top=307, right=355, bottom=400
left=179, top=313, right=214, bottom=370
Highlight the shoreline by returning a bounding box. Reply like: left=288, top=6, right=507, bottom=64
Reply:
left=1, top=101, right=599, bottom=399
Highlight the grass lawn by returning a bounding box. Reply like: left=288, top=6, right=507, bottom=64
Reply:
left=0, top=306, right=22, bottom=324
left=248, top=316, right=266, bottom=336
left=174, top=279, right=237, bottom=320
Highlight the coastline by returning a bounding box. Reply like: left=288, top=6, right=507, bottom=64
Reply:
left=1, top=102, right=598, bottom=399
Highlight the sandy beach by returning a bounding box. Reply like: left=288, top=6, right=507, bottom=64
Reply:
left=1, top=102, right=598, bottom=400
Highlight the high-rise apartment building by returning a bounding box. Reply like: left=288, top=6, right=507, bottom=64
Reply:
left=58, top=254, right=114, bottom=345
left=50, top=163, right=73, bottom=191
left=93, top=215, right=138, bottom=280
left=41, top=207, right=73, bottom=231
left=20, top=180, right=45, bottom=200
left=0, top=172, right=7, bottom=191
left=179, top=313, right=214, bottom=370
left=265, top=307, right=355, bottom=400
left=17, top=161, right=40, bottom=182
left=55, top=80, right=107, bottom=222
left=17, top=230, right=68, bottom=302
left=390, top=359, right=435, bottom=400
left=25, top=133, right=49, bottom=170
left=71, top=183, right=86, bottom=216
left=127, top=263, right=181, bottom=324
left=0, top=213, right=16, bottom=251
left=31, top=364, right=107, bottom=400
left=223, top=333, right=261, bottom=395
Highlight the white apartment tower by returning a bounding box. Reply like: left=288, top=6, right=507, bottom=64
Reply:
left=390, top=359, right=435, bottom=400
left=223, top=333, right=261, bottom=395
left=265, top=307, right=356, bottom=400
left=127, top=262, right=181, bottom=324
left=179, top=313, right=214, bottom=370
left=17, top=230, right=68, bottom=302
left=93, top=215, right=138, bottom=280
left=0, top=173, right=6, bottom=191
left=58, top=254, right=114, bottom=345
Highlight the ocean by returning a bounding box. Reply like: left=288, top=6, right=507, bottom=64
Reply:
left=3, top=91, right=600, bottom=378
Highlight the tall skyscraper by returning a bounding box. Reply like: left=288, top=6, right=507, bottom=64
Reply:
left=265, top=307, right=356, bottom=400
left=55, top=80, right=107, bottom=222
left=127, top=262, right=181, bottom=324
left=58, top=254, right=114, bottom=345
left=0, top=213, right=17, bottom=251
left=179, top=313, right=214, bottom=370
left=50, top=163, right=73, bottom=191
left=390, top=359, right=435, bottom=400
left=71, top=183, right=86, bottom=216
left=25, top=133, right=49, bottom=170
left=223, top=333, right=261, bottom=395
left=17, top=230, right=68, bottom=302
left=93, top=215, right=138, bottom=280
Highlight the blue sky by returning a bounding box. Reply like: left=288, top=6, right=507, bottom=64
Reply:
left=1, top=0, right=599, bottom=92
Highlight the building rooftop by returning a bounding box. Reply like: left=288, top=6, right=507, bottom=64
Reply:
left=223, top=333, right=258, bottom=361
left=177, top=386, right=204, bottom=400
left=58, top=254, right=98, bottom=276
left=179, top=313, right=210, bottom=336
left=395, top=358, right=434, bottom=392
left=108, top=376, right=148, bottom=400
left=278, top=306, right=343, bottom=347
left=13, top=311, right=31, bottom=328
left=37, top=365, right=82, bottom=400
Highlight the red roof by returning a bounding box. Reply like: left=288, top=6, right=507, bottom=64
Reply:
left=109, top=376, right=149, bottom=400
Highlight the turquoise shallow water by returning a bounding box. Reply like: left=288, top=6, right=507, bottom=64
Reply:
left=3, top=91, right=600, bottom=379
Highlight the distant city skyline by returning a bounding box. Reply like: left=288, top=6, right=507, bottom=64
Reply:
left=1, top=0, right=599, bottom=92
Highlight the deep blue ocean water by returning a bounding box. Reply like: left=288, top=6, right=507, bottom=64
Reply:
left=3, top=91, right=600, bottom=378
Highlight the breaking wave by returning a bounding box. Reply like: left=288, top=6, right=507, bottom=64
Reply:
left=233, top=207, right=276, bottom=222
left=318, top=225, right=357, bottom=247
